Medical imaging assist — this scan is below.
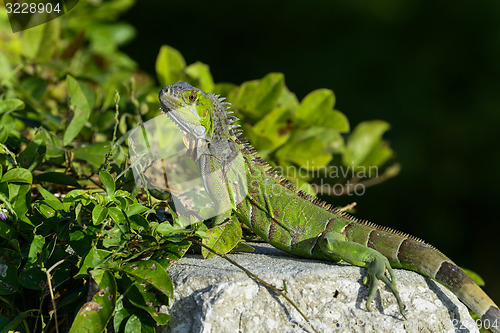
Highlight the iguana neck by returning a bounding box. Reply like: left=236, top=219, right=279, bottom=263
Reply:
left=206, top=93, right=239, bottom=143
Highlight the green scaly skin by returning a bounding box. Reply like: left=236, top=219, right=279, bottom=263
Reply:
left=159, top=82, right=500, bottom=330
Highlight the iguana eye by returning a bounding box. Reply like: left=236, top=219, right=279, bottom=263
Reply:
left=187, top=92, right=197, bottom=103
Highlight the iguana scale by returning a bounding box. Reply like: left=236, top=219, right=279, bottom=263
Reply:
left=158, top=82, right=500, bottom=331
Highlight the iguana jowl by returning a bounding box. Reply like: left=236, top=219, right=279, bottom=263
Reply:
left=159, top=82, right=500, bottom=330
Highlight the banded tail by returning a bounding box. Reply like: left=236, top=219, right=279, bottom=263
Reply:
left=345, top=220, right=500, bottom=331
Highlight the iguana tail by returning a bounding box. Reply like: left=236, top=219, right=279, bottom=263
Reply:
left=344, top=221, right=500, bottom=331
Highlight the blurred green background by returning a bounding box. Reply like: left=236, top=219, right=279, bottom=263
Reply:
left=120, top=0, right=500, bottom=300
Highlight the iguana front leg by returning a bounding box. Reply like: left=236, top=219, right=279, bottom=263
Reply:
left=319, top=232, right=406, bottom=317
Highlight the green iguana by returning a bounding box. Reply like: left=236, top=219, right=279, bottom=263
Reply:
left=158, top=82, right=500, bottom=331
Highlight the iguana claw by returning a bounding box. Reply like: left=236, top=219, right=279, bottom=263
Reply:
left=319, top=232, right=406, bottom=319
left=365, top=256, right=406, bottom=319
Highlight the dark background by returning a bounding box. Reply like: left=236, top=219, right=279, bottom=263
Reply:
left=121, top=0, right=500, bottom=301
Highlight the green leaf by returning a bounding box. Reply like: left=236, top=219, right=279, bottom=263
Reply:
left=92, top=205, right=108, bottom=225
left=254, top=73, right=285, bottom=114
left=276, top=135, right=332, bottom=169
left=153, top=240, right=191, bottom=269
left=127, top=282, right=171, bottom=325
left=115, top=189, right=132, bottom=200
left=155, top=45, right=186, bottom=86
left=0, top=99, right=25, bottom=115
left=296, top=89, right=334, bottom=117
left=11, top=187, right=31, bottom=222
left=99, top=171, right=115, bottom=196
left=126, top=203, right=149, bottom=217
left=0, top=221, right=17, bottom=241
left=129, top=214, right=150, bottom=232
left=114, top=300, right=132, bottom=333
left=343, top=120, right=392, bottom=169
left=0, top=309, right=37, bottom=333
left=3, top=170, right=32, bottom=222
left=115, top=196, right=128, bottom=211
left=231, top=242, right=255, bottom=253
left=156, top=222, right=190, bottom=237
left=76, top=247, right=111, bottom=278
left=18, top=265, right=46, bottom=290
left=0, top=262, right=19, bottom=295
left=294, top=127, right=345, bottom=154
left=185, top=61, right=214, bottom=92
left=64, top=75, right=92, bottom=145
left=69, top=270, right=117, bottom=333
left=34, top=200, right=57, bottom=218
left=63, top=190, right=92, bottom=211
left=102, top=225, right=123, bottom=248
left=276, top=85, right=299, bottom=111
left=21, top=19, right=60, bottom=61
left=124, top=314, right=155, bottom=333
left=69, top=229, right=93, bottom=257
left=36, top=185, right=64, bottom=210
left=74, top=142, right=113, bottom=167
left=0, top=125, right=7, bottom=144
left=360, top=141, right=393, bottom=169
left=245, top=106, right=292, bottom=152
left=28, top=235, right=45, bottom=263
left=295, top=89, right=349, bottom=132
left=37, top=20, right=61, bottom=61
left=118, top=260, right=173, bottom=298
left=1, top=168, right=32, bottom=184
left=232, top=73, right=284, bottom=119
left=108, top=207, right=126, bottom=225
left=34, top=172, right=82, bottom=188
left=36, top=127, right=64, bottom=158
left=202, top=217, right=242, bottom=258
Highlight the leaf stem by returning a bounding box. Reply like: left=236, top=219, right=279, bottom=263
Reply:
left=45, top=259, right=68, bottom=333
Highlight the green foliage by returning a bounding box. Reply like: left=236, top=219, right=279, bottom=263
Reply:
left=0, top=0, right=399, bottom=331
left=64, top=75, right=92, bottom=145
left=68, top=270, right=117, bottom=333
left=202, top=217, right=242, bottom=259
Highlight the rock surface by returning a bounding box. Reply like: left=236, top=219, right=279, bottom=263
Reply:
left=160, top=243, right=478, bottom=333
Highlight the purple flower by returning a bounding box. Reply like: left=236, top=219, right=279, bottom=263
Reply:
left=0, top=209, right=7, bottom=220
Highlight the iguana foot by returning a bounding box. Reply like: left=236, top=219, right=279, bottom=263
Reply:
left=319, top=232, right=406, bottom=318
left=363, top=254, right=406, bottom=319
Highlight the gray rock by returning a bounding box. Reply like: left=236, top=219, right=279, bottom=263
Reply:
left=160, top=243, right=478, bottom=333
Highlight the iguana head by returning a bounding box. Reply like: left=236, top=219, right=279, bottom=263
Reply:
left=159, top=82, right=217, bottom=139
